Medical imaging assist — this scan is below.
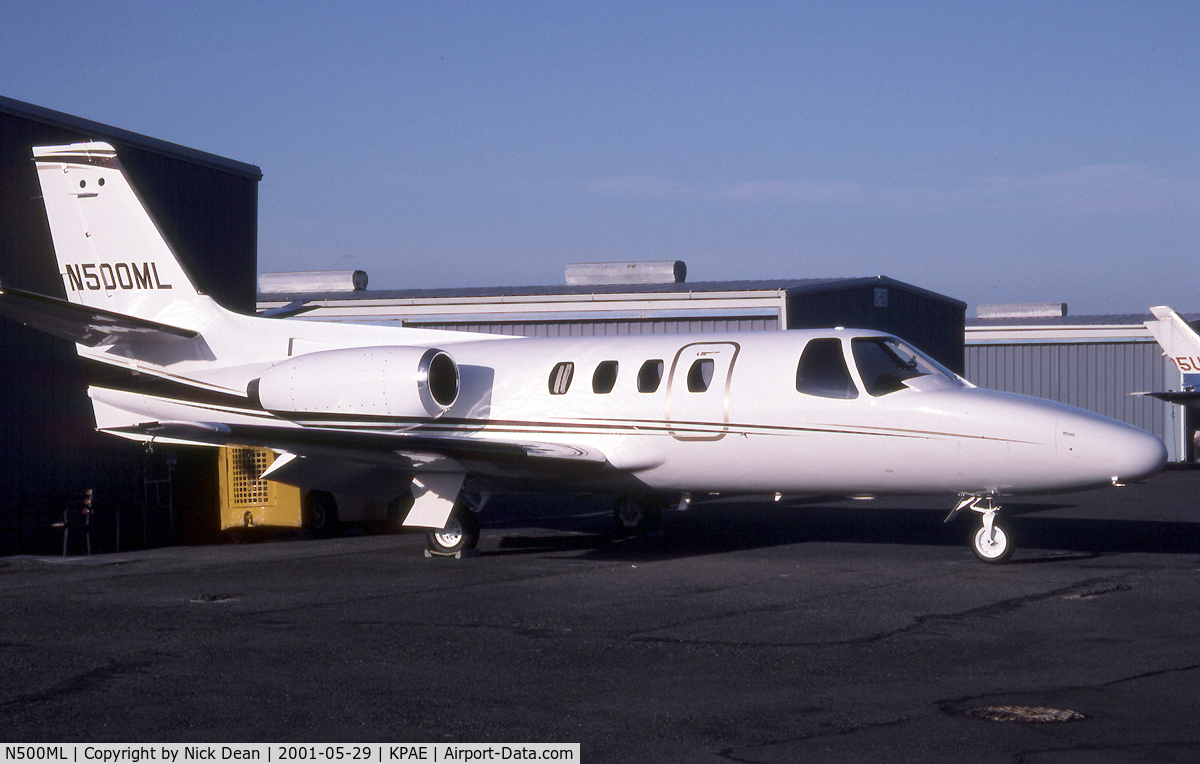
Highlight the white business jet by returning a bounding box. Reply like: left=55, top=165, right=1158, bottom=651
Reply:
left=0, top=142, right=1168, bottom=562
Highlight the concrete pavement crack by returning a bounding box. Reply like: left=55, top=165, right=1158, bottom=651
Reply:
left=1010, top=741, right=1200, bottom=764
left=715, top=714, right=918, bottom=762
left=0, top=659, right=147, bottom=709
left=937, top=661, right=1200, bottom=717
left=623, top=573, right=1139, bottom=649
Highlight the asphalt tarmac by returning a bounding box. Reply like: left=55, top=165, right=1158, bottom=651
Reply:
left=3, top=469, right=1200, bottom=763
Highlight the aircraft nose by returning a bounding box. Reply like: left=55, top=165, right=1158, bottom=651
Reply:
left=1120, top=427, right=1170, bottom=482
left=1056, top=412, right=1168, bottom=484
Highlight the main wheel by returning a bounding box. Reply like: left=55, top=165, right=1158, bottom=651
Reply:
left=972, top=520, right=1014, bottom=563
left=303, top=492, right=340, bottom=538
left=613, top=495, right=663, bottom=536
left=426, top=506, right=480, bottom=555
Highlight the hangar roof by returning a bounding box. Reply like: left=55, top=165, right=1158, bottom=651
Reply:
left=0, top=94, right=262, bottom=180
left=967, top=312, right=1200, bottom=328
left=966, top=310, right=1200, bottom=345
left=258, top=274, right=966, bottom=307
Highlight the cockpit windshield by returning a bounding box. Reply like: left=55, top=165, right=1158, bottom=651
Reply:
left=851, top=337, right=965, bottom=397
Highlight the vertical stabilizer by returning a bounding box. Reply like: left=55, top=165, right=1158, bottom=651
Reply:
left=1146, top=306, right=1200, bottom=373
left=33, top=142, right=211, bottom=327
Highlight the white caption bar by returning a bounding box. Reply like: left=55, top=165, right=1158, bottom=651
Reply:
left=2, top=746, right=579, bottom=763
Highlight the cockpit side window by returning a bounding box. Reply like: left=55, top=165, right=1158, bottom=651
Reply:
left=853, top=339, right=912, bottom=396
left=796, top=338, right=858, bottom=399
left=851, top=337, right=961, bottom=396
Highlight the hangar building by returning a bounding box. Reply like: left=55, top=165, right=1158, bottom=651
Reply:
left=0, top=95, right=261, bottom=553
left=257, top=273, right=969, bottom=373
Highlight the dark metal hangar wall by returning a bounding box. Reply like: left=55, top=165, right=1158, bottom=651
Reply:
left=0, top=96, right=261, bottom=553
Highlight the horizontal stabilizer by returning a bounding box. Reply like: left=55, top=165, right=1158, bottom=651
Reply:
left=258, top=299, right=317, bottom=319
left=1131, top=390, right=1200, bottom=406
left=0, top=284, right=196, bottom=346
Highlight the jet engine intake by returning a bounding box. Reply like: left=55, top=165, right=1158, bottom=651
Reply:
left=252, top=346, right=459, bottom=419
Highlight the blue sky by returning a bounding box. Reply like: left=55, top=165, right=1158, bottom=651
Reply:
left=3, top=1, right=1197, bottom=315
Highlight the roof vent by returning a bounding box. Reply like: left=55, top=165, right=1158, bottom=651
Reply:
left=259, top=270, right=367, bottom=294
left=565, top=261, right=686, bottom=286
left=976, top=303, right=1067, bottom=320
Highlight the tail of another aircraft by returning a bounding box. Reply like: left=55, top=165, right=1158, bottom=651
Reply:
left=32, top=142, right=214, bottom=325
left=1145, top=306, right=1200, bottom=374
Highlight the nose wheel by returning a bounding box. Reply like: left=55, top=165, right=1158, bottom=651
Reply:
left=971, top=515, right=1013, bottom=563
left=948, top=495, right=1014, bottom=564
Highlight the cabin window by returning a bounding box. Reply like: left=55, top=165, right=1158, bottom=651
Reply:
left=796, top=338, right=858, bottom=399
left=638, top=359, right=664, bottom=393
left=687, top=359, right=715, bottom=392
left=593, top=361, right=619, bottom=394
left=549, top=362, right=574, bottom=395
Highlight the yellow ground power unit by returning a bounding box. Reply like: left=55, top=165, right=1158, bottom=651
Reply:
left=218, top=447, right=303, bottom=531
left=218, top=446, right=389, bottom=536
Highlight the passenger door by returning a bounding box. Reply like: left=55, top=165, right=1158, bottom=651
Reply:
left=665, top=342, right=740, bottom=440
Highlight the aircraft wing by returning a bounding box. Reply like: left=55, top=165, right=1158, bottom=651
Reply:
left=106, top=420, right=609, bottom=529
left=104, top=420, right=609, bottom=474
left=0, top=284, right=196, bottom=346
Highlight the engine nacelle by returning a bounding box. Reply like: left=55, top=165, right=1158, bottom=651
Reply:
left=252, top=346, right=460, bottom=419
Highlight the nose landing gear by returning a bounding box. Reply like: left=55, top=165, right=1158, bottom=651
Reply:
left=972, top=511, right=1013, bottom=563
left=947, top=494, right=1014, bottom=564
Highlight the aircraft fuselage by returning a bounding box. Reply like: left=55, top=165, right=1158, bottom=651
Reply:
left=85, top=326, right=1167, bottom=499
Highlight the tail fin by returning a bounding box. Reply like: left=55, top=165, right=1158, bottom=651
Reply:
left=33, top=142, right=209, bottom=326
left=1146, top=306, right=1200, bottom=373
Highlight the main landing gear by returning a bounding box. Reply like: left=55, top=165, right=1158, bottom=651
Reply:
left=425, top=490, right=489, bottom=557
left=613, top=494, right=664, bottom=536
left=426, top=506, right=479, bottom=556
left=947, top=495, right=1014, bottom=564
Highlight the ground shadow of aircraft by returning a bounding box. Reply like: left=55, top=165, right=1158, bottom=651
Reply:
left=477, top=493, right=1200, bottom=563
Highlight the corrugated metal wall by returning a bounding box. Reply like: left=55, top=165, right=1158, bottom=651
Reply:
left=789, top=284, right=965, bottom=373
left=965, top=341, right=1184, bottom=460
left=119, top=148, right=259, bottom=313
left=411, top=317, right=779, bottom=336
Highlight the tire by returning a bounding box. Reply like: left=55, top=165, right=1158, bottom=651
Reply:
left=972, top=520, right=1014, bottom=563
left=613, top=495, right=663, bottom=535
left=303, top=492, right=340, bottom=538
left=426, top=506, right=480, bottom=555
